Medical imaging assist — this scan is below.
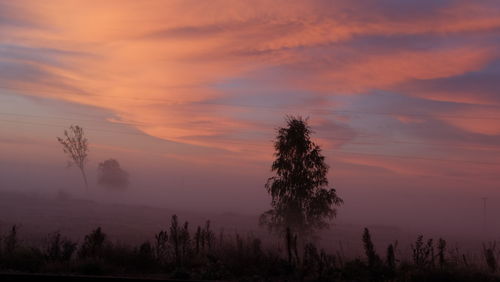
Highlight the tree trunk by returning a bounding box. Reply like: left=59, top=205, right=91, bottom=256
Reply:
left=80, top=167, right=88, bottom=190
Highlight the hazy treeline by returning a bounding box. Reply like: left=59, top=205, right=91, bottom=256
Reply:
left=1, top=216, right=499, bottom=281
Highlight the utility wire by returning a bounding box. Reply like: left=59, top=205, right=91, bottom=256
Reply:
left=2, top=118, right=500, bottom=166
left=327, top=150, right=500, bottom=166
left=1, top=112, right=500, bottom=152
left=0, top=112, right=147, bottom=126
left=2, top=85, right=500, bottom=120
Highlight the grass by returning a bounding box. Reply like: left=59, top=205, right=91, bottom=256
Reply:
left=1, top=216, right=499, bottom=281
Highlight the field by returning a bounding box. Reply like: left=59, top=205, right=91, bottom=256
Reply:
left=1, top=191, right=499, bottom=281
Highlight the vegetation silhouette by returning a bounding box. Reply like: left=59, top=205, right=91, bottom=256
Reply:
left=362, top=228, right=381, bottom=269
left=97, top=159, right=129, bottom=190
left=0, top=223, right=499, bottom=281
left=260, top=116, right=343, bottom=241
left=483, top=242, right=497, bottom=273
left=57, top=125, right=89, bottom=190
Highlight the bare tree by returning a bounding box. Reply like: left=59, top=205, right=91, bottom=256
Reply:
left=57, top=125, right=89, bottom=189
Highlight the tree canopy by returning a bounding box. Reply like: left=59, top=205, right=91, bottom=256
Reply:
left=260, top=116, right=343, bottom=238
left=97, top=159, right=129, bottom=190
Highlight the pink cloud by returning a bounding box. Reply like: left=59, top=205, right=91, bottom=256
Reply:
left=1, top=0, right=499, bottom=156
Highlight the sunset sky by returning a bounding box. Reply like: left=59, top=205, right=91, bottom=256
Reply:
left=1, top=1, right=500, bottom=229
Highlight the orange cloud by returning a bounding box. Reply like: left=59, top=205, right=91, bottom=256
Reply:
left=312, top=47, right=494, bottom=93
left=436, top=108, right=500, bottom=136
left=333, top=150, right=500, bottom=181
left=1, top=0, right=499, bottom=154
left=336, top=153, right=424, bottom=176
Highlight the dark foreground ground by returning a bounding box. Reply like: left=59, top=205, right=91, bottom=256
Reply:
left=2, top=271, right=500, bottom=282
left=1, top=191, right=499, bottom=281
left=0, top=273, right=205, bottom=281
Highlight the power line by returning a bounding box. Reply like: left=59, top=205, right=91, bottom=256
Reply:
left=482, top=197, right=488, bottom=236
left=1, top=111, right=500, bottom=152
left=0, top=112, right=147, bottom=126
left=0, top=119, right=149, bottom=137
left=328, top=150, right=500, bottom=166
left=2, top=118, right=500, bottom=166
left=3, top=85, right=500, bottom=120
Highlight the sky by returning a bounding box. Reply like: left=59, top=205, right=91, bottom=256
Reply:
left=1, top=0, right=500, bottom=234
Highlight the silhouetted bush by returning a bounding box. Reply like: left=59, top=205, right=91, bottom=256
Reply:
left=44, top=231, right=77, bottom=262
left=438, top=238, right=447, bottom=268
left=483, top=242, right=497, bottom=273
left=4, top=225, right=18, bottom=256
left=362, top=227, right=381, bottom=268
left=1, top=221, right=500, bottom=281
left=411, top=235, right=435, bottom=269
left=78, top=227, right=108, bottom=259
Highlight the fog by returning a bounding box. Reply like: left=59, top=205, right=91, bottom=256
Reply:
left=2, top=87, right=499, bottom=259
left=1, top=152, right=497, bottom=258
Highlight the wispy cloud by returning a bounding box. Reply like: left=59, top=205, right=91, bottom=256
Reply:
left=1, top=0, right=500, bottom=177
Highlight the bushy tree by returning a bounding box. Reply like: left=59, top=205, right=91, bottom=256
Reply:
left=260, top=116, right=343, bottom=239
left=97, top=159, right=129, bottom=190
left=57, top=125, right=89, bottom=189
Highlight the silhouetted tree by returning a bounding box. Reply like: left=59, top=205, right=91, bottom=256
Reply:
left=260, top=116, right=343, bottom=240
left=97, top=159, right=129, bottom=190
left=57, top=125, right=89, bottom=189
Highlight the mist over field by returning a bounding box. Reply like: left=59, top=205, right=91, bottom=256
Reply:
left=0, top=158, right=496, bottom=257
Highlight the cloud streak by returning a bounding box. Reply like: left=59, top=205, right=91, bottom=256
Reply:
left=1, top=0, right=500, bottom=181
